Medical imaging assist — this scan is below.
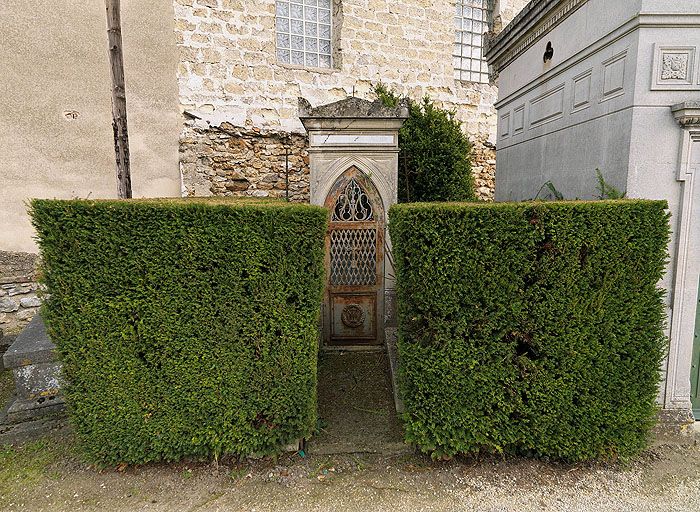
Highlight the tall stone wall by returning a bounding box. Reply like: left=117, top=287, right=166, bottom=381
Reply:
left=173, top=0, right=529, bottom=200
left=181, top=120, right=498, bottom=201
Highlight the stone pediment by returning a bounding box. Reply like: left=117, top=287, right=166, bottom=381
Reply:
left=298, top=97, right=409, bottom=120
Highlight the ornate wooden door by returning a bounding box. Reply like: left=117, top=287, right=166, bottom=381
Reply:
left=324, top=167, right=384, bottom=346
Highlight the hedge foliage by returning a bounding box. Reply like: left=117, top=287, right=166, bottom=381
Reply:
left=374, top=84, right=475, bottom=203
left=30, top=198, right=327, bottom=464
left=390, top=200, right=670, bottom=462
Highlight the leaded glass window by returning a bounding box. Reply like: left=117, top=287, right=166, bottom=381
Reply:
left=454, top=0, right=491, bottom=83
left=276, top=0, right=332, bottom=69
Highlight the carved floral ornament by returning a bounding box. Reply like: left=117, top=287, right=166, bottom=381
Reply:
left=341, top=304, right=365, bottom=328
left=662, top=53, right=689, bottom=80
left=652, top=47, right=698, bottom=91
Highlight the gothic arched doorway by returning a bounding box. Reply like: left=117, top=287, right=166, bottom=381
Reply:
left=323, top=167, right=385, bottom=347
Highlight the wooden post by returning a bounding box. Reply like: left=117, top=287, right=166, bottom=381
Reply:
left=105, top=0, right=132, bottom=199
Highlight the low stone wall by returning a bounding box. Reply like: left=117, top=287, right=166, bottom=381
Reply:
left=0, top=251, right=41, bottom=336
left=180, top=121, right=311, bottom=201
left=180, top=122, right=497, bottom=202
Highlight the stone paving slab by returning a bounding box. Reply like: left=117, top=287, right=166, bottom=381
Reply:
left=309, top=350, right=408, bottom=455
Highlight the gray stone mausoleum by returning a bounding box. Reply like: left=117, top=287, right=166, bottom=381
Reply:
left=486, top=0, right=700, bottom=421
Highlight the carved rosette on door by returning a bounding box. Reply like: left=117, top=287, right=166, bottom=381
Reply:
left=324, top=167, right=384, bottom=346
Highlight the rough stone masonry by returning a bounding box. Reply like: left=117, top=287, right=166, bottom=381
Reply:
left=0, top=252, right=41, bottom=337
left=181, top=120, right=311, bottom=200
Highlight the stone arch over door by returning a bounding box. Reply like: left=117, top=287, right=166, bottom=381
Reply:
left=323, top=166, right=385, bottom=347
left=313, top=155, right=396, bottom=214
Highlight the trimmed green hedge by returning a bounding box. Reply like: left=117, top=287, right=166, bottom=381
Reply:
left=30, top=198, right=326, bottom=464
left=390, top=200, right=670, bottom=462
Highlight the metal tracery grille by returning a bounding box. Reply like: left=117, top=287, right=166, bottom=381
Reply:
left=332, top=178, right=374, bottom=222
left=330, top=228, right=377, bottom=285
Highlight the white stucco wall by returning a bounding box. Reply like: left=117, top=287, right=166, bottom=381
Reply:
left=0, top=0, right=182, bottom=253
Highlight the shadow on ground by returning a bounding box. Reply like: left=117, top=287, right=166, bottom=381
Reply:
left=310, top=351, right=406, bottom=455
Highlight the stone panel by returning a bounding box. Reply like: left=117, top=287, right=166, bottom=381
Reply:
left=513, top=104, right=525, bottom=134
left=601, top=50, right=627, bottom=101
left=500, top=112, right=511, bottom=138
left=652, top=45, right=699, bottom=90
left=529, top=83, right=565, bottom=128
left=572, top=68, right=592, bottom=112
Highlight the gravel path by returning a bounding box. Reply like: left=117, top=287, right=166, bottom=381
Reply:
left=2, top=430, right=699, bottom=511
left=3, top=353, right=699, bottom=511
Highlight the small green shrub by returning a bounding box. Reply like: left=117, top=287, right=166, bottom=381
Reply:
left=390, top=200, right=670, bottom=462
left=532, top=181, right=564, bottom=201
left=530, top=170, right=626, bottom=201
left=375, top=84, right=475, bottom=203
left=596, top=169, right=626, bottom=199
left=30, top=198, right=327, bottom=465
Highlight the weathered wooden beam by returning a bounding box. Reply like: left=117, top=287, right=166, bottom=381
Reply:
left=105, top=0, right=132, bottom=199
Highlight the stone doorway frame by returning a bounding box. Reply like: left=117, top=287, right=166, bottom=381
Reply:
left=299, top=97, right=408, bottom=411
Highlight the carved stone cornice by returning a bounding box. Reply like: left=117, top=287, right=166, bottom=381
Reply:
left=672, top=101, right=700, bottom=128
left=486, top=2, right=700, bottom=74
left=485, top=0, right=589, bottom=72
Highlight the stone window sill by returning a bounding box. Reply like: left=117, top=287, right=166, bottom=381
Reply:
left=455, top=78, right=494, bottom=87
left=275, top=62, right=339, bottom=75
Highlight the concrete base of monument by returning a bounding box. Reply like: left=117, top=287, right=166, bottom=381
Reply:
left=0, top=396, right=69, bottom=445
left=653, top=408, right=696, bottom=435
left=5, top=393, right=65, bottom=423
